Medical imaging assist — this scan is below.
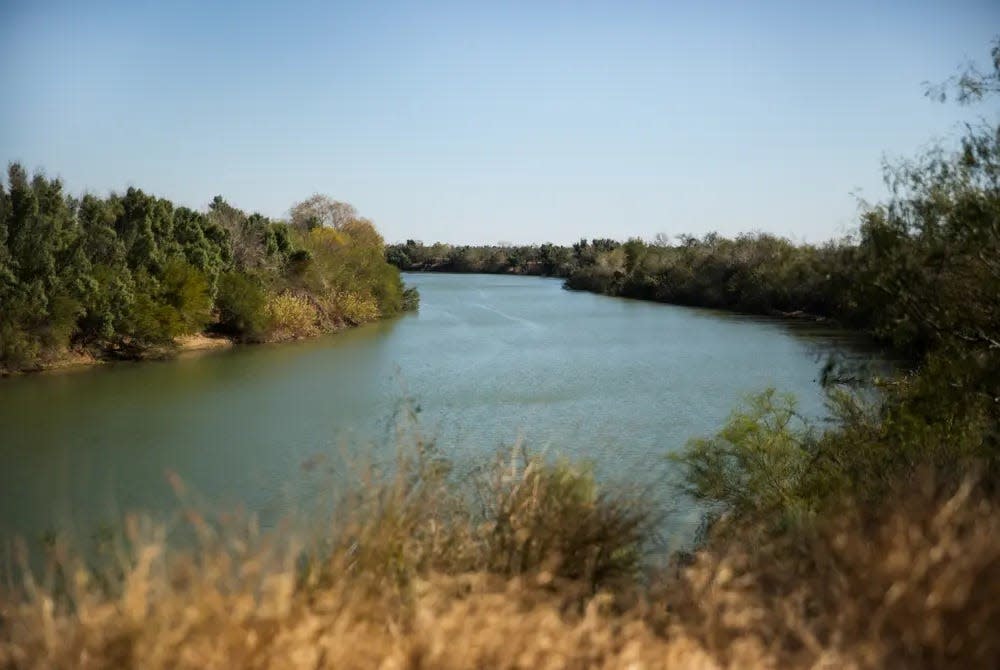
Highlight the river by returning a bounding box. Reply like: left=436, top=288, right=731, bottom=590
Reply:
left=0, top=273, right=881, bottom=542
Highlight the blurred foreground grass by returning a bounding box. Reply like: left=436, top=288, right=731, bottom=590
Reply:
left=1, top=429, right=997, bottom=669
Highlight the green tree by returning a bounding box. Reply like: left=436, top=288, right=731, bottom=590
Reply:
left=215, top=271, right=267, bottom=339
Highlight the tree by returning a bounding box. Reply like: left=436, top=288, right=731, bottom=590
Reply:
left=289, top=194, right=357, bottom=231
left=208, top=196, right=262, bottom=270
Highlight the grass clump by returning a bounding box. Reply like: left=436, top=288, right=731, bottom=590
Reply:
left=301, top=434, right=658, bottom=602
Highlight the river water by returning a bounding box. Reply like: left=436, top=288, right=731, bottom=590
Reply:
left=0, top=273, right=880, bottom=541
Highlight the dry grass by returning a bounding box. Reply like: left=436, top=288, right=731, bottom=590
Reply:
left=1, top=448, right=998, bottom=669
left=660, top=473, right=1000, bottom=669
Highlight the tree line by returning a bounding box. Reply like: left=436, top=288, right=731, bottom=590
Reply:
left=0, top=181, right=417, bottom=374
left=389, top=210, right=994, bottom=363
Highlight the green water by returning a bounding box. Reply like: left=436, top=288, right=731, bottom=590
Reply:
left=0, top=273, right=881, bottom=539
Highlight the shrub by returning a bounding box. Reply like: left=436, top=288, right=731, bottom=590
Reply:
left=475, top=447, right=654, bottom=590
left=160, top=258, right=213, bottom=335
left=304, top=426, right=656, bottom=595
left=264, top=292, right=320, bottom=340
left=0, top=321, right=39, bottom=372
left=672, top=389, right=815, bottom=526
left=125, top=272, right=181, bottom=345
left=329, top=290, right=380, bottom=325
left=2, top=456, right=997, bottom=669
left=401, top=286, right=420, bottom=311
left=215, top=271, right=267, bottom=339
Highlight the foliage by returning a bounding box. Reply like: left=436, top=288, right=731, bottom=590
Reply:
left=661, top=474, right=1000, bottom=669
left=384, top=239, right=578, bottom=277
left=329, top=290, right=380, bottom=325
left=264, top=292, right=320, bottom=340
left=214, top=271, right=268, bottom=339
left=474, top=448, right=652, bottom=590
left=289, top=194, right=357, bottom=231
left=293, top=220, right=408, bottom=322
left=401, top=286, right=420, bottom=311
left=672, top=43, right=1000, bottom=532
left=0, top=177, right=414, bottom=372
left=673, top=390, right=814, bottom=526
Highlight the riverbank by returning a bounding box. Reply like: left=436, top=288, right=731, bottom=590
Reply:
left=0, top=336, right=228, bottom=377
left=0, top=323, right=355, bottom=378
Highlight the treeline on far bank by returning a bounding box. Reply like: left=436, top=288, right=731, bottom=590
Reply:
left=0, top=177, right=417, bottom=374
left=389, top=213, right=994, bottom=361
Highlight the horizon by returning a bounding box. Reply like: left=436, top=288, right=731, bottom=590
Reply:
left=2, top=1, right=998, bottom=246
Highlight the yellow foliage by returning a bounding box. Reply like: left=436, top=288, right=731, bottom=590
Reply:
left=307, top=227, right=348, bottom=250
left=264, top=292, right=319, bottom=341
left=329, top=290, right=380, bottom=325
left=340, top=218, right=384, bottom=248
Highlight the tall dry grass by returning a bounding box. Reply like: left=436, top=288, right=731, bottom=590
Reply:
left=1, top=443, right=998, bottom=669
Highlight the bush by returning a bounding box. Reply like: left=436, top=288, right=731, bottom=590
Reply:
left=0, top=321, right=39, bottom=372
left=215, top=271, right=267, bottom=339
left=401, top=286, right=420, bottom=311
left=305, top=429, right=656, bottom=595
left=160, top=259, right=213, bottom=335
left=475, top=448, right=654, bottom=590
left=663, top=474, right=1000, bottom=669
left=672, top=389, right=815, bottom=526
left=329, top=290, right=380, bottom=325
left=125, top=272, right=181, bottom=345
left=264, top=292, right=320, bottom=340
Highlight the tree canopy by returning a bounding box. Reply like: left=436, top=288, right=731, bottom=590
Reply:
left=0, top=177, right=416, bottom=373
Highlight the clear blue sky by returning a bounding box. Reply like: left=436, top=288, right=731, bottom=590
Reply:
left=1, top=1, right=997, bottom=244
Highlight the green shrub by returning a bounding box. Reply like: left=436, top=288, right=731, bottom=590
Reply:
left=215, top=271, right=267, bottom=339
left=672, top=389, right=815, bottom=526
left=160, top=259, right=212, bottom=334
left=0, top=321, right=39, bottom=372
left=401, top=286, right=420, bottom=311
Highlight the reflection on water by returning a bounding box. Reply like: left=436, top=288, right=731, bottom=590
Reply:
left=0, top=273, right=887, bottom=541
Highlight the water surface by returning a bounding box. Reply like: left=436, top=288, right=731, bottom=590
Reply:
left=0, top=273, right=880, bottom=539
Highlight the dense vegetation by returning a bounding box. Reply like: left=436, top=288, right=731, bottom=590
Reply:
left=669, top=45, right=998, bottom=538
left=2, top=44, right=999, bottom=669
left=0, top=182, right=416, bottom=374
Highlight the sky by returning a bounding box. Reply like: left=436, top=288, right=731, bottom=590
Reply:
left=1, top=1, right=997, bottom=245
